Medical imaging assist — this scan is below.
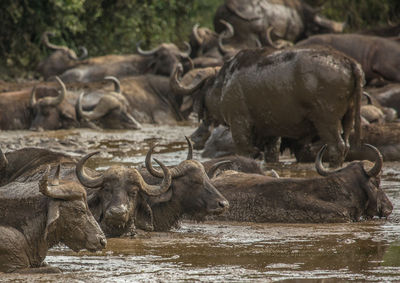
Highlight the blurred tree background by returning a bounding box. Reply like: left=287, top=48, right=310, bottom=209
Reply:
left=0, top=0, right=399, bottom=79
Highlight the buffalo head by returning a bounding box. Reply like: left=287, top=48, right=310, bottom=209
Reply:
left=136, top=41, right=193, bottom=76
left=77, top=76, right=141, bottom=130
left=39, top=165, right=106, bottom=252
left=315, top=144, right=393, bottom=219
left=145, top=137, right=229, bottom=223
left=75, top=151, right=172, bottom=237
left=30, top=76, right=78, bottom=130
left=37, top=31, right=88, bottom=79
left=190, top=24, right=219, bottom=57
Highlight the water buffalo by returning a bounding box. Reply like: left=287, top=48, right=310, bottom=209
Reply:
left=76, top=76, right=142, bottom=129
left=213, top=0, right=344, bottom=47
left=135, top=142, right=230, bottom=231
left=189, top=21, right=252, bottom=68
left=0, top=146, right=172, bottom=237
left=76, top=151, right=173, bottom=237
left=171, top=46, right=364, bottom=167
left=0, top=166, right=106, bottom=273
left=292, top=123, right=400, bottom=162
left=29, top=76, right=141, bottom=130
left=210, top=144, right=392, bottom=223
left=0, top=81, right=72, bottom=130
left=58, top=42, right=192, bottom=83
left=37, top=31, right=88, bottom=79
left=116, top=74, right=188, bottom=124
left=297, top=34, right=400, bottom=84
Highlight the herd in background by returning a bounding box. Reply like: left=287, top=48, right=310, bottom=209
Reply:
left=1, top=0, right=400, bottom=163
left=0, top=0, right=398, bottom=273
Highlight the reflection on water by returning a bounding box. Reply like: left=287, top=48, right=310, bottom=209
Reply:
left=0, top=125, right=399, bottom=282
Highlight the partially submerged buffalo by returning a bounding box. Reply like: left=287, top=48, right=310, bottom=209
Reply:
left=37, top=31, right=88, bottom=79
left=135, top=142, right=229, bottom=231
left=172, top=46, right=364, bottom=167
left=297, top=34, right=400, bottom=84
left=76, top=76, right=142, bottom=129
left=214, top=0, right=344, bottom=47
left=211, top=144, right=392, bottom=223
left=0, top=166, right=106, bottom=273
left=58, top=42, right=192, bottom=83
left=292, top=123, right=400, bottom=162
left=30, top=76, right=141, bottom=130
left=0, top=85, right=60, bottom=130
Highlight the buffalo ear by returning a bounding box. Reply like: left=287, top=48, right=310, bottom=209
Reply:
left=44, top=201, right=60, bottom=240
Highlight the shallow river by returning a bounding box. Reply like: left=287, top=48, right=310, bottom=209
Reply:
left=1, top=124, right=399, bottom=282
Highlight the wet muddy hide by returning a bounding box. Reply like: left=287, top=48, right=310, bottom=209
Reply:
left=0, top=168, right=106, bottom=273
left=293, top=123, right=400, bottom=162
left=177, top=46, right=364, bottom=167
left=209, top=145, right=392, bottom=223
left=214, top=0, right=344, bottom=47
left=297, top=34, right=400, bottom=84
left=58, top=42, right=192, bottom=83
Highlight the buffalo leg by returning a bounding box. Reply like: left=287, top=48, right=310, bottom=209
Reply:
left=230, top=119, right=260, bottom=158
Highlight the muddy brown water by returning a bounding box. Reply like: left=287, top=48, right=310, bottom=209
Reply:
left=0, top=124, right=399, bottom=282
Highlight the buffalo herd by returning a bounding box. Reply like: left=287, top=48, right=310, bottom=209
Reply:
left=0, top=0, right=398, bottom=274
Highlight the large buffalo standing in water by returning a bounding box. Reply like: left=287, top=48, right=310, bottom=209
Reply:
left=171, top=46, right=364, bottom=167
left=211, top=144, right=393, bottom=223
left=297, top=34, right=400, bottom=84
left=213, top=0, right=344, bottom=47
left=0, top=166, right=106, bottom=273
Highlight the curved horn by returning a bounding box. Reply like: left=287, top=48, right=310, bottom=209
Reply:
left=266, top=26, right=280, bottom=49
left=146, top=138, right=194, bottom=178
left=315, top=144, right=333, bottom=176
left=363, top=91, right=373, bottom=105
left=218, top=20, right=234, bottom=55
left=169, top=63, right=207, bottom=96
left=265, top=26, right=293, bottom=49
left=77, top=46, right=88, bottom=60
left=137, top=158, right=172, bottom=196
left=29, top=86, right=37, bottom=108
left=145, top=144, right=164, bottom=178
left=40, top=165, right=86, bottom=201
left=77, top=92, right=119, bottom=121
left=179, top=42, right=192, bottom=58
left=0, top=147, right=8, bottom=171
left=76, top=152, right=104, bottom=188
left=136, top=41, right=161, bottom=56
left=40, top=76, right=66, bottom=106
left=41, top=31, right=68, bottom=51
left=104, top=76, right=121, bottom=93
left=207, top=160, right=232, bottom=179
left=76, top=92, right=88, bottom=120
left=192, top=24, right=203, bottom=45
left=363, top=144, right=383, bottom=177
left=270, top=169, right=280, bottom=178
left=185, top=136, right=193, bottom=160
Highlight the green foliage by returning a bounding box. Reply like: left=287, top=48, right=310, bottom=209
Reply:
left=0, top=0, right=398, bottom=79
